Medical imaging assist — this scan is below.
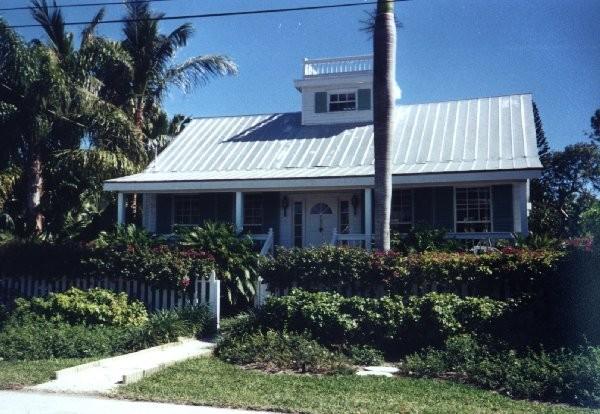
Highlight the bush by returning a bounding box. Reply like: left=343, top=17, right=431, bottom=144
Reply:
left=260, top=246, right=563, bottom=297
left=260, top=289, right=508, bottom=356
left=13, top=288, right=148, bottom=327
left=0, top=316, right=131, bottom=360
left=174, top=222, right=262, bottom=305
left=345, top=345, right=384, bottom=366
left=401, top=335, right=600, bottom=408
left=216, top=330, right=353, bottom=374
left=82, top=245, right=214, bottom=289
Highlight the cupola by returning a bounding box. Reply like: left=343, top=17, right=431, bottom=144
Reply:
left=294, top=55, right=375, bottom=126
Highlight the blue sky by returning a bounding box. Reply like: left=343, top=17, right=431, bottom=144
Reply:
left=4, top=0, right=599, bottom=149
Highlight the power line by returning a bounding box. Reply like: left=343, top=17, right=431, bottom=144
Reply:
left=7, top=0, right=408, bottom=29
left=0, top=0, right=170, bottom=13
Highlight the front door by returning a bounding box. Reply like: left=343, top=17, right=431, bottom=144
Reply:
left=305, top=196, right=338, bottom=246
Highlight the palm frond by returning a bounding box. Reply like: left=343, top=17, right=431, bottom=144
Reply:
left=30, top=0, right=74, bottom=57
left=81, top=7, right=106, bottom=47
left=54, top=148, right=140, bottom=179
left=153, top=23, right=193, bottom=68
left=162, top=54, right=238, bottom=93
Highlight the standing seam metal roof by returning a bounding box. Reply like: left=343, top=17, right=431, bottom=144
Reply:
left=107, top=93, right=542, bottom=184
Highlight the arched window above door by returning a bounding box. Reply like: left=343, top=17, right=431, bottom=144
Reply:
left=310, top=203, right=333, bottom=215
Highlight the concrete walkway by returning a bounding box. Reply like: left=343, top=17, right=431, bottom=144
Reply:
left=0, top=391, right=277, bottom=414
left=31, top=338, right=214, bottom=394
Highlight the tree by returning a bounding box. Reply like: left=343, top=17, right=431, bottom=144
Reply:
left=533, top=101, right=550, bottom=164
left=0, top=12, right=140, bottom=236
left=531, top=143, right=600, bottom=237
left=372, top=0, right=397, bottom=251
left=590, top=108, right=600, bottom=143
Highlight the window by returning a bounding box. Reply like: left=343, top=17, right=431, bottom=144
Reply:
left=329, top=92, right=356, bottom=112
left=455, top=187, right=492, bottom=232
left=310, top=203, right=333, bottom=215
left=391, top=190, right=413, bottom=233
left=293, top=202, right=303, bottom=247
left=173, top=196, right=203, bottom=225
left=339, top=200, right=350, bottom=234
left=244, top=194, right=263, bottom=233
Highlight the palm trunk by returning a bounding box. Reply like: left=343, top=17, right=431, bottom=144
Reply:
left=372, top=0, right=397, bottom=251
left=26, top=150, right=44, bottom=234
left=129, top=97, right=146, bottom=224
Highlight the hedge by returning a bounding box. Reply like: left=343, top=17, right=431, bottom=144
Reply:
left=260, top=245, right=564, bottom=297
left=259, top=289, right=510, bottom=356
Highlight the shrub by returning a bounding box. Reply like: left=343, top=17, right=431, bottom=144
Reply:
left=261, top=289, right=507, bottom=356
left=216, top=330, right=353, bottom=374
left=94, top=224, right=156, bottom=249
left=391, top=224, right=460, bottom=253
left=82, top=245, right=214, bottom=289
left=0, top=316, right=131, bottom=360
left=401, top=335, right=600, bottom=408
left=175, top=222, right=262, bottom=305
left=219, top=312, right=261, bottom=340
left=260, top=246, right=563, bottom=297
left=13, top=288, right=148, bottom=327
left=345, top=345, right=385, bottom=366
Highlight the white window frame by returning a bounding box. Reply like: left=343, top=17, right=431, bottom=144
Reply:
left=243, top=193, right=263, bottom=233
left=292, top=200, right=305, bottom=248
left=391, top=189, right=414, bottom=232
left=454, top=186, right=494, bottom=233
left=328, top=91, right=357, bottom=112
left=172, top=195, right=203, bottom=227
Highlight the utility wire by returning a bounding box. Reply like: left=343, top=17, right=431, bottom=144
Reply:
left=7, top=0, right=408, bottom=29
left=0, top=0, right=170, bottom=13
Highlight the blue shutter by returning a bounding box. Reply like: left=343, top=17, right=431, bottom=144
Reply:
left=315, top=92, right=328, bottom=113
left=492, top=185, right=513, bottom=232
left=413, top=188, right=434, bottom=226
left=262, top=192, right=280, bottom=243
left=357, top=89, right=372, bottom=110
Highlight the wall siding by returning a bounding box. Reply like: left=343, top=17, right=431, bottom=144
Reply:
left=492, top=185, right=514, bottom=232
left=301, top=86, right=374, bottom=125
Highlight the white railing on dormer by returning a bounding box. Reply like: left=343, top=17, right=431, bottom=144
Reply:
left=303, top=55, right=373, bottom=77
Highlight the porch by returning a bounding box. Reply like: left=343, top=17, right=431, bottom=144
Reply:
left=115, top=180, right=530, bottom=251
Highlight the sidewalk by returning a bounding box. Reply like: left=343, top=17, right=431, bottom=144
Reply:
left=31, top=338, right=214, bottom=393
left=0, top=391, right=277, bottom=414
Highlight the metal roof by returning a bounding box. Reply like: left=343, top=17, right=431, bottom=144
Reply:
left=106, top=93, right=542, bottom=189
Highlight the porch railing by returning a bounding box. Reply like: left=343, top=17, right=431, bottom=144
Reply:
left=303, top=55, right=373, bottom=77
left=249, top=228, right=275, bottom=256
left=331, top=228, right=373, bottom=251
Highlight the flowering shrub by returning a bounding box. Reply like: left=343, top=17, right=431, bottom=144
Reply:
left=82, top=245, right=214, bottom=290
left=261, top=246, right=563, bottom=297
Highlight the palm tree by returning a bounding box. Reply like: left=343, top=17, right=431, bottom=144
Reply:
left=372, top=0, right=397, bottom=251
left=121, top=0, right=238, bottom=130
left=0, top=9, right=141, bottom=235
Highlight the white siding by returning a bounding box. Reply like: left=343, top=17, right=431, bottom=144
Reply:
left=301, top=87, right=373, bottom=126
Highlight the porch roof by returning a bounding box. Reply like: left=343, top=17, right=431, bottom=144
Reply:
left=105, top=93, right=542, bottom=192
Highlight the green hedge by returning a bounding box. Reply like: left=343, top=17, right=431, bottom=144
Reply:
left=260, top=289, right=509, bottom=356
left=402, top=334, right=600, bottom=408
left=260, top=246, right=563, bottom=297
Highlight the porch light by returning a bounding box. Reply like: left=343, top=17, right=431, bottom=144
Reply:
left=281, top=195, right=289, bottom=217
left=351, top=194, right=359, bottom=215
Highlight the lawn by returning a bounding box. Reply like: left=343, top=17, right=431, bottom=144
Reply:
left=117, top=357, right=596, bottom=414
left=0, top=358, right=93, bottom=390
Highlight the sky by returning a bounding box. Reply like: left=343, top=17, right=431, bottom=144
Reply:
left=2, top=0, right=599, bottom=149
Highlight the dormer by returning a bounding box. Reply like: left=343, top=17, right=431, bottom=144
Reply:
left=294, top=55, right=374, bottom=126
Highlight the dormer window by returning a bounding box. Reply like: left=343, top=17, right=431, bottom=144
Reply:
left=329, top=92, right=356, bottom=112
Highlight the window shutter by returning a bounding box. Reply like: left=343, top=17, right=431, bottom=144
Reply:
left=433, top=187, right=454, bottom=231
left=357, top=88, right=372, bottom=110
left=315, top=92, right=328, bottom=113
left=156, top=194, right=172, bottom=234
left=492, top=185, right=513, bottom=232
left=413, top=188, right=434, bottom=225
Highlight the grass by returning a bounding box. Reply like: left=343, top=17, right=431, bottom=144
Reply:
left=0, top=358, right=94, bottom=390
left=117, top=357, right=596, bottom=414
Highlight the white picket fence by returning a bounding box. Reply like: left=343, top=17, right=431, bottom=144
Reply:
left=0, top=271, right=221, bottom=326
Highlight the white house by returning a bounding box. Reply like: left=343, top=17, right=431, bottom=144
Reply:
left=104, top=55, right=542, bottom=250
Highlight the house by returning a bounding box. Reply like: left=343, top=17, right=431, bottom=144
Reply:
left=104, top=55, right=543, bottom=250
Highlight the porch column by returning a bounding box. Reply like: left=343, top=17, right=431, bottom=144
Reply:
left=117, top=192, right=126, bottom=225
left=364, top=188, right=372, bottom=237
left=512, top=182, right=528, bottom=235
left=235, top=191, right=244, bottom=233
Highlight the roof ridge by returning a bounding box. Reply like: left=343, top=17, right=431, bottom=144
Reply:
left=397, top=92, right=533, bottom=107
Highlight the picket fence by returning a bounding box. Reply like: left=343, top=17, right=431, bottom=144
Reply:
left=0, top=271, right=221, bottom=326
